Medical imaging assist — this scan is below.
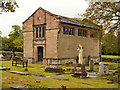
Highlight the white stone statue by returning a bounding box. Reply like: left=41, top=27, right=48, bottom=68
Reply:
left=77, top=44, right=83, bottom=64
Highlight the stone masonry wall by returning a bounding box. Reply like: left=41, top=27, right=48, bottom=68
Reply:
left=45, top=12, right=59, bottom=59
left=23, top=16, right=33, bottom=58
left=57, top=23, right=100, bottom=59
left=23, top=8, right=60, bottom=63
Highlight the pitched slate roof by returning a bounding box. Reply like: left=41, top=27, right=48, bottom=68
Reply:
left=23, top=7, right=100, bottom=30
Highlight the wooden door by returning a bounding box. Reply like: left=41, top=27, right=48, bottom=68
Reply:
left=37, top=47, right=43, bottom=62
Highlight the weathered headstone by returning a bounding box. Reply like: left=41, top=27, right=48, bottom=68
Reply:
left=109, top=70, right=118, bottom=74
left=67, top=68, right=74, bottom=72
left=0, top=54, right=3, bottom=58
left=98, top=62, right=104, bottom=76
left=47, top=76, right=69, bottom=81
left=0, top=80, right=6, bottom=82
left=88, top=56, right=91, bottom=65
left=110, top=75, right=119, bottom=83
left=8, top=71, right=31, bottom=75
left=72, top=64, right=87, bottom=78
left=45, top=65, right=64, bottom=73
left=89, top=60, right=94, bottom=71
left=32, top=77, right=49, bottom=80
left=0, top=67, right=6, bottom=70
left=105, top=66, right=109, bottom=75
left=8, top=85, right=28, bottom=89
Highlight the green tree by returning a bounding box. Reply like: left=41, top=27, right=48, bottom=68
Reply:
left=13, top=37, right=23, bottom=52
left=102, top=32, right=118, bottom=55
left=9, top=25, right=23, bottom=52
left=82, top=0, right=119, bottom=55
left=2, top=37, right=10, bottom=51
left=0, top=0, right=19, bottom=13
left=81, top=0, right=119, bottom=33
left=2, top=25, right=23, bottom=52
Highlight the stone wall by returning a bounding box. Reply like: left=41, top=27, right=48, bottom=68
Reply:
left=23, top=8, right=60, bottom=62
left=1, top=51, right=23, bottom=57
left=102, top=58, right=120, bottom=63
left=57, top=23, right=100, bottom=59
left=23, top=14, right=33, bottom=58
left=46, top=57, right=99, bottom=65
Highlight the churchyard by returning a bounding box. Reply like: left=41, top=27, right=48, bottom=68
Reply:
left=0, top=60, right=119, bottom=89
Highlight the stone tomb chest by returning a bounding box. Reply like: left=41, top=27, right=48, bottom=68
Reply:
left=72, top=64, right=87, bottom=78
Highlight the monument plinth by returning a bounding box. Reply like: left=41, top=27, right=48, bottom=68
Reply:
left=72, top=44, right=87, bottom=78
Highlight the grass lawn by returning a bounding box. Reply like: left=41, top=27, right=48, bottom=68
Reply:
left=102, top=55, right=120, bottom=59
left=0, top=60, right=119, bottom=89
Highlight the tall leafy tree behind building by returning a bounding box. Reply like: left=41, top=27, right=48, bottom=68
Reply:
left=82, top=0, right=119, bottom=33
left=102, top=32, right=118, bottom=55
left=81, top=0, right=120, bottom=55
left=2, top=25, right=23, bottom=52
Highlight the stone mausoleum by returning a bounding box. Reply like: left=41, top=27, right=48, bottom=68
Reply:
left=22, top=7, right=101, bottom=65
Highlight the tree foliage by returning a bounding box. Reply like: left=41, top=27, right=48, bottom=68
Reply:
left=102, top=32, right=118, bottom=55
left=2, top=25, right=23, bottom=52
left=2, top=36, right=10, bottom=51
left=82, top=0, right=119, bottom=55
left=82, top=0, right=120, bottom=33
left=0, top=0, right=19, bottom=13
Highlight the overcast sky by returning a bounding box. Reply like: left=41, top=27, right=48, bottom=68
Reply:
left=0, top=0, right=89, bottom=37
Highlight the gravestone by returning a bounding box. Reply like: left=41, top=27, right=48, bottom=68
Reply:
left=89, top=60, right=94, bottom=71
left=32, top=77, right=49, bottom=80
left=98, top=62, right=104, bottom=76
left=0, top=80, right=6, bottom=82
left=0, top=67, right=6, bottom=70
left=104, top=64, right=115, bottom=70
left=88, top=56, right=91, bottom=65
left=9, top=85, right=28, bottom=89
left=72, top=64, right=87, bottom=78
left=109, top=70, right=118, bottom=74
left=72, top=44, right=87, bottom=78
left=8, top=71, right=31, bottom=75
left=0, top=54, right=3, bottom=58
left=115, top=66, right=120, bottom=69
left=45, top=65, right=64, bottom=73
left=47, top=76, right=69, bottom=81
left=105, top=66, right=109, bottom=75
left=67, top=68, right=74, bottom=72
left=110, top=75, right=119, bottom=83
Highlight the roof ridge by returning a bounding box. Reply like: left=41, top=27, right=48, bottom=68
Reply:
left=38, top=7, right=81, bottom=22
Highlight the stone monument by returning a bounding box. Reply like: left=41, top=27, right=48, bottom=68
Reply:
left=105, top=66, right=109, bottom=75
left=45, top=65, right=64, bottom=73
left=72, top=44, right=87, bottom=78
left=89, top=60, right=94, bottom=71
left=77, top=44, right=83, bottom=64
left=98, top=62, right=104, bottom=76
